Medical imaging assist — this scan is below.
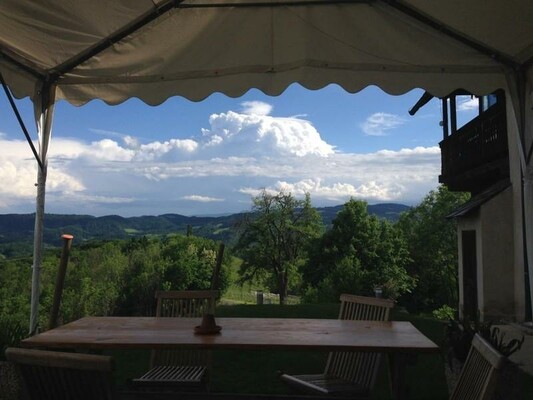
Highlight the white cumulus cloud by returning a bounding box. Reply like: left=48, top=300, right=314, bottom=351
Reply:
left=134, top=139, right=198, bottom=161
left=0, top=137, right=86, bottom=210
left=361, top=112, right=405, bottom=136
left=89, top=139, right=135, bottom=161
left=241, top=101, right=273, bottom=116
left=50, top=192, right=134, bottom=204
left=240, top=178, right=406, bottom=203
left=457, top=97, right=479, bottom=112
left=181, top=195, right=224, bottom=202
left=201, top=110, right=334, bottom=157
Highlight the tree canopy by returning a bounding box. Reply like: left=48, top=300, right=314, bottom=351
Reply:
left=0, top=234, right=229, bottom=330
left=397, top=185, right=470, bottom=313
left=303, top=199, right=414, bottom=302
left=235, top=190, right=323, bottom=304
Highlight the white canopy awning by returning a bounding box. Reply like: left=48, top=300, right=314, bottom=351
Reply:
left=1, top=0, right=533, bottom=331
left=1, top=0, right=532, bottom=105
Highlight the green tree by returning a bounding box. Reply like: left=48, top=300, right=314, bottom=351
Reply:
left=303, top=199, right=414, bottom=302
left=0, top=234, right=230, bottom=331
left=397, top=185, right=470, bottom=313
left=118, top=236, right=168, bottom=316
left=0, top=258, right=32, bottom=327
left=235, top=191, right=323, bottom=304
left=46, top=241, right=128, bottom=323
left=161, top=234, right=229, bottom=292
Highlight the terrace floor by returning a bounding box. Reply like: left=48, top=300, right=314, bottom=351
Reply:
left=501, top=322, right=533, bottom=377
left=117, top=394, right=354, bottom=400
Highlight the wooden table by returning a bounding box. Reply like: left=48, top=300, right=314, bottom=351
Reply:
left=22, top=317, right=439, bottom=399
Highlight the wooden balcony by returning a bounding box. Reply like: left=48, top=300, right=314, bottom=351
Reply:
left=439, top=102, right=509, bottom=193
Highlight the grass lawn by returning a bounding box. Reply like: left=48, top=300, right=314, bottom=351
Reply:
left=221, top=257, right=300, bottom=305
left=220, top=257, right=260, bottom=304
left=111, top=303, right=449, bottom=399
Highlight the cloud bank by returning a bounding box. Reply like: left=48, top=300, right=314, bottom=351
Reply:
left=0, top=102, right=440, bottom=216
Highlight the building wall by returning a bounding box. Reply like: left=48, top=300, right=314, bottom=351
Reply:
left=455, top=91, right=528, bottom=322
left=457, top=187, right=517, bottom=321
left=480, top=187, right=515, bottom=321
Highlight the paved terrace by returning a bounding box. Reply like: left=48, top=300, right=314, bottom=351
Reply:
left=503, top=323, right=533, bottom=377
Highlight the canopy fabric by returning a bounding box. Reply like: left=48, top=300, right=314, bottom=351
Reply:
left=1, top=0, right=533, bottom=330
left=1, top=0, right=532, bottom=106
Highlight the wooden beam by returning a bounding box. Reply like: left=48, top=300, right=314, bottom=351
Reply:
left=442, top=98, right=449, bottom=139
left=450, top=96, right=457, bottom=135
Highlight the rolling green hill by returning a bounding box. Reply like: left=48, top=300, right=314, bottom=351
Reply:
left=0, top=203, right=410, bottom=255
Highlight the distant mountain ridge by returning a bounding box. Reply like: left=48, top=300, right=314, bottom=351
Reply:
left=0, top=203, right=410, bottom=249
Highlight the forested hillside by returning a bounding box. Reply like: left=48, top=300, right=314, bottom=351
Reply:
left=0, top=203, right=409, bottom=255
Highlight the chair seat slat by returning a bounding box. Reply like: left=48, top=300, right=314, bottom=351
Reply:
left=137, top=365, right=206, bottom=383
left=134, top=290, right=217, bottom=390
left=281, top=373, right=368, bottom=396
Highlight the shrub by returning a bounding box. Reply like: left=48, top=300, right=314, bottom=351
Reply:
left=0, top=318, right=25, bottom=360
left=432, top=305, right=456, bottom=321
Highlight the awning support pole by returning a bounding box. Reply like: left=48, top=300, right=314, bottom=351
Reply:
left=506, top=67, right=533, bottom=321
left=0, top=72, right=43, bottom=171
left=29, top=81, right=56, bottom=336
left=30, top=165, right=46, bottom=335
left=522, top=71, right=533, bottom=322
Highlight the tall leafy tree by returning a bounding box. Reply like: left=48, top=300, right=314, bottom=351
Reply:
left=235, top=191, right=322, bottom=304
left=303, top=199, right=414, bottom=302
left=118, top=237, right=168, bottom=316
left=397, top=185, right=470, bottom=313
left=161, top=235, right=228, bottom=292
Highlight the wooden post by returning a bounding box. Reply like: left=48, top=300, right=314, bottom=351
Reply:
left=48, top=234, right=74, bottom=330
left=450, top=96, right=457, bottom=135
left=442, top=98, right=449, bottom=139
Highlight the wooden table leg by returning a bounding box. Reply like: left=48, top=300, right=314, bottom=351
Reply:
left=388, top=353, right=417, bottom=400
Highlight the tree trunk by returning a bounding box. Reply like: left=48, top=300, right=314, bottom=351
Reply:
left=278, top=273, right=288, bottom=305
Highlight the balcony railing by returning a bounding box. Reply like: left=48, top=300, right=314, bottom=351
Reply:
left=439, top=103, right=508, bottom=192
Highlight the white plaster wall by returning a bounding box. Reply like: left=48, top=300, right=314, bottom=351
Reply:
left=480, top=188, right=516, bottom=321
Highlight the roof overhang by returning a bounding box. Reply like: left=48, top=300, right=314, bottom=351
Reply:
left=446, top=180, right=512, bottom=219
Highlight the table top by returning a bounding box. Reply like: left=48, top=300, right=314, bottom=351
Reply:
left=22, top=317, right=439, bottom=353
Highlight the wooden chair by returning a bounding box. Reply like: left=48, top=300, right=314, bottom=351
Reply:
left=5, top=347, right=116, bottom=400
left=133, top=290, right=218, bottom=390
left=280, top=294, right=395, bottom=397
left=450, top=334, right=505, bottom=400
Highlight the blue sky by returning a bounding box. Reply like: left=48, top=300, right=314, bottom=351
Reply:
left=0, top=84, right=477, bottom=216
